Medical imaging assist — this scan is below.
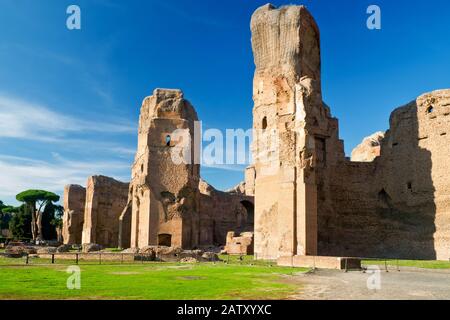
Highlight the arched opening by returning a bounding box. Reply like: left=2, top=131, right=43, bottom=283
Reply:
left=426, top=105, right=434, bottom=114
left=158, top=234, right=172, bottom=247
left=378, top=189, right=393, bottom=209
left=240, top=200, right=254, bottom=231
left=262, top=117, right=268, bottom=130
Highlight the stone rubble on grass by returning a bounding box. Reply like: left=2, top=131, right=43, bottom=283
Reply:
left=56, top=244, right=72, bottom=253
left=121, top=247, right=140, bottom=254
left=5, top=245, right=37, bottom=256
left=120, top=246, right=221, bottom=263
left=36, top=247, right=58, bottom=254
left=180, top=257, right=199, bottom=263
left=82, top=243, right=103, bottom=253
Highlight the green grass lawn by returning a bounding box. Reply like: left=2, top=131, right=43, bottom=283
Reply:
left=0, top=256, right=306, bottom=300
left=362, top=259, right=450, bottom=269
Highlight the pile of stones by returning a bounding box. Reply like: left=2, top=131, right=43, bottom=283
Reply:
left=123, top=246, right=221, bottom=263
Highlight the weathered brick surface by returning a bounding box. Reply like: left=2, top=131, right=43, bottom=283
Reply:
left=252, top=4, right=450, bottom=261
left=62, top=185, right=86, bottom=245
left=81, top=176, right=129, bottom=248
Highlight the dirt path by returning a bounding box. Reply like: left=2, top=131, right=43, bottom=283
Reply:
left=283, top=268, right=450, bottom=300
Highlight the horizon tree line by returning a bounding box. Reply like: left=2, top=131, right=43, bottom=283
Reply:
left=0, top=190, right=63, bottom=242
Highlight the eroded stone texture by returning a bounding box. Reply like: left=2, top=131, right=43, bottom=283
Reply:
left=251, top=4, right=450, bottom=261
left=81, top=176, right=129, bottom=248
left=225, top=231, right=254, bottom=255
left=198, top=179, right=254, bottom=247
left=351, top=131, right=385, bottom=162
left=323, top=90, right=450, bottom=260
left=118, top=89, right=255, bottom=250
left=245, top=166, right=256, bottom=196
left=62, top=185, right=86, bottom=245
left=251, top=4, right=343, bottom=259
left=128, top=89, right=201, bottom=249
left=118, top=198, right=132, bottom=249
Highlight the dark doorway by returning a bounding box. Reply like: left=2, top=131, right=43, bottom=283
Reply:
left=158, top=234, right=172, bottom=247
left=314, top=137, right=327, bottom=167
left=240, top=200, right=255, bottom=231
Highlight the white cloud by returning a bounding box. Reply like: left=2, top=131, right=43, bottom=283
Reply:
left=0, top=94, right=136, bottom=140
left=0, top=154, right=131, bottom=205
left=0, top=94, right=137, bottom=204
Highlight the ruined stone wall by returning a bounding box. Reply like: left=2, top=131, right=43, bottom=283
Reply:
left=251, top=4, right=450, bottom=261
left=128, top=89, right=201, bottom=249
left=322, top=90, right=450, bottom=260
left=81, top=176, right=129, bottom=248
left=198, top=179, right=254, bottom=247
left=62, top=184, right=86, bottom=245
left=351, top=132, right=385, bottom=162
left=117, top=89, right=255, bottom=250
left=375, top=91, right=450, bottom=260
left=252, top=4, right=344, bottom=259
left=244, top=166, right=256, bottom=196
left=118, top=197, right=132, bottom=249
left=225, top=231, right=254, bottom=255
left=319, top=161, right=379, bottom=257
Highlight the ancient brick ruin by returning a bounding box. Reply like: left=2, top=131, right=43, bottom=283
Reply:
left=63, top=90, right=254, bottom=251
left=63, top=176, right=129, bottom=248
left=124, top=89, right=201, bottom=249
left=198, top=179, right=254, bottom=248
left=351, top=132, right=385, bottom=162
left=62, top=3, right=449, bottom=261
left=81, top=176, right=129, bottom=248
left=251, top=4, right=324, bottom=260
left=119, top=89, right=254, bottom=250
left=62, top=184, right=86, bottom=245
left=225, top=231, right=254, bottom=255
left=251, top=4, right=450, bottom=261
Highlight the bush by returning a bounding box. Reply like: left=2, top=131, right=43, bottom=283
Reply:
left=9, top=205, right=32, bottom=239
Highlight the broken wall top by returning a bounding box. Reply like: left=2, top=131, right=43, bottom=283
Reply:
left=87, top=175, right=129, bottom=189
left=140, top=88, right=198, bottom=122
left=63, top=184, right=86, bottom=210
left=251, top=4, right=321, bottom=81
left=351, top=131, right=385, bottom=162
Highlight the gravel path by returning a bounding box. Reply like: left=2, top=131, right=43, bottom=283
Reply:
left=284, top=268, right=450, bottom=300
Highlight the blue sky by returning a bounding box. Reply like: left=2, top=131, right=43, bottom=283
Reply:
left=0, top=0, right=449, bottom=205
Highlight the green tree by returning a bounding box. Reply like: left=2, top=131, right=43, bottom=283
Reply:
left=51, top=205, right=64, bottom=229
left=0, top=212, right=12, bottom=230
left=0, top=201, right=13, bottom=231
left=8, top=205, right=32, bottom=239
left=51, top=205, right=64, bottom=242
left=41, top=203, right=64, bottom=240
left=16, top=190, right=60, bottom=242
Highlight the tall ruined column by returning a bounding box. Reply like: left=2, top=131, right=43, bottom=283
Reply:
left=81, top=176, right=129, bottom=247
left=129, top=89, right=200, bottom=249
left=62, top=184, right=86, bottom=245
left=251, top=4, right=323, bottom=259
